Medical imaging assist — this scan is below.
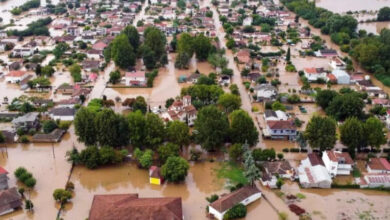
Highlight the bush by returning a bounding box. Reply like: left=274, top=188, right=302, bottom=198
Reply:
left=19, top=172, right=32, bottom=182
left=58, top=121, right=72, bottom=130
left=206, top=194, right=219, bottom=203
left=282, top=148, right=289, bottom=152
left=43, top=120, right=58, bottom=133
left=65, top=181, right=75, bottom=191
left=161, top=156, right=189, bottom=182
left=290, top=148, right=300, bottom=153
left=277, top=153, right=284, bottom=160
left=24, top=178, right=36, bottom=188
left=20, top=135, right=30, bottom=143
left=223, top=204, right=247, bottom=219
left=14, top=167, right=27, bottom=179
left=53, top=188, right=72, bottom=204
left=190, top=149, right=202, bottom=161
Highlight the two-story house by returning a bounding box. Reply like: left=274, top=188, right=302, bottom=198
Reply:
left=12, top=112, right=40, bottom=131
left=161, top=96, right=197, bottom=126
left=303, top=67, right=327, bottom=82
left=264, top=120, right=297, bottom=140
left=322, top=150, right=353, bottom=177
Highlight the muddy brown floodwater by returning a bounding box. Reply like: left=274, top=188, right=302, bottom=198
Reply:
left=63, top=161, right=279, bottom=220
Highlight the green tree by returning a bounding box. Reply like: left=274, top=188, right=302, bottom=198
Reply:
left=111, top=34, right=136, bottom=68
left=143, top=27, right=167, bottom=60
left=243, top=144, right=261, bottom=186
left=286, top=47, right=291, bottom=62
left=166, top=121, right=190, bottom=147
left=43, top=120, right=58, bottom=133
left=95, top=109, right=129, bottom=147
left=0, top=131, right=5, bottom=144
left=132, top=96, right=147, bottom=114
left=271, top=101, right=286, bottom=111
left=74, top=107, right=97, bottom=145
left=193, top=34, right=213, bottom=61
left=378, top=7, right=390, bottom=21
left=109, top=70, right=121, bottom=84
left=41, top=65, right=55, bottom=77
left=339, top=117, right=364, bottom=158
left=316, top=89, right=339, bottom=109
left=134, top=148, right=153, bottom=169
left=145, top=113, right=165, bottom=148
left=69, top=64, right=82, bottom=82
left=304, top=116, right=337, bottom=151
left=230, top=110, right=259, bottom=146
left=217, top=93, right=241, bottom=113
left=53, top=189, right=72, bottom=204
left=141, top=46, right=156, bottom=70
left=229, top=143, right=244, bottom=161
left=177, top=33, right=194, bottom=56
left=127, top=111, right=146, bottom=147
left=175, top=52, right=190, bottom=69
left=326, top=93, right=364, bottom=121
left=364, top=117, right=386, bottom=149
left=161, top=156, right=190, bottom=182
left=79, top=146, right=101, bottom=169
left=224, top=204, right=247, bottom=219
left=157, top=143, right=180, bottom=164
left=53, top=42, right=69, bottom=59
left=194, top=106, right=229, bottom=151
left=122, top=25, right=140, bottom=51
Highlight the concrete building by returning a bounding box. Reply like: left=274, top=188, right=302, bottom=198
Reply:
left=298, top=153, right=332, bottom=188
left=367, top=158, right=390, bottom=174
left=322, top=150, right=353, bottom=177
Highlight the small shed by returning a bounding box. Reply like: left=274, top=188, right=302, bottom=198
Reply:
left=149, top=166, right=163, bottom=185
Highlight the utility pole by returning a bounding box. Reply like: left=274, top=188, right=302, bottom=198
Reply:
left=52, top=142, right=55, bottom=158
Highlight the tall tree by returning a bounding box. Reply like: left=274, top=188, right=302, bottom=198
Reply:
left=304, top=116, right=337, bottom=151
left=193, top=34, right=213, bottom=61
left=243, top=144, right=261, bottom=186
left=111, top=34, right=136, bottom=68
left=217, top=93, right=241, bottom=113
left=144, top=113, right=165, bottom=148
left=175, top=52, right=190, bottom=69
left=74, top=107, right=97, bottom=145
left=177, top=33, right=194, bottom=56
left=127, top=111, right=147, bottom=148
left=166, top=121, right=190, bottom=147
left=157, top=143, right=180, bottom=164
left=161, top=156, right=190, bottom=182
left=326, top=93, right=364, bottom=121
left=286, top=47, right=291, bottom=62
left=194, top=105, right=229, bottom=151
left=339, top=117, right=364, bottom=158
left=229, top=110, right=259, bottom=146
left=95, top=109, right=129, bottom=147
left=144, top=27, right=166, bottom=60
left=315, top=89, right=339, bottom=110
left=364, top=117, right=387, bottom=149
left=122, top=25, right=140, bottom=51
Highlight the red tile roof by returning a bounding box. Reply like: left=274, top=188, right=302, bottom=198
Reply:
left=267, top=120, right=296, bottom=130
left=89, top=194, right=182, bottom=220
left=368, top=158, right=390, bottom=171
left=7, top=71, right=27, bottom=77
left=209, top=186, right=261, bottom=213
left=308, top=153, right=324, bottom=166
left=0, top=167, right=7, bottom=175
left=326, top=150, right=353, bottom=165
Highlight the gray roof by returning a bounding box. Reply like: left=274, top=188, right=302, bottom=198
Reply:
left=12, top=112, right=39, bottom=124
left=0, top=187, right=22, bottom=214
left=49, top=107, right=75, bottom=116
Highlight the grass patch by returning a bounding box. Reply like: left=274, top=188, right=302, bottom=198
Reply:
left=296, top=193, right=306, bottom=199
left=352, top=167, right=362, bottom=178
left=216, top=162, right=248, bottom=186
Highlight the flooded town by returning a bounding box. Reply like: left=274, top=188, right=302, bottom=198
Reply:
left=0, top=0, right=389, bottom=219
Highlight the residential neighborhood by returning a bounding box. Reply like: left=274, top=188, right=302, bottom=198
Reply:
left=0, top=0, right=389, bottom=219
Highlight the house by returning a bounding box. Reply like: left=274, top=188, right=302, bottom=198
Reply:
left=12, top=47, right=34, bottom=57
left=243, top=17, right=253, bottom=26
left=0, top=130, right=17, bottom=143
left=372, top=98, right=390, bottom=108
left=367, top=158, right=390, bottom=174
left=89, top=194, right=183, bottom=220
left=329, top=57, right=346, bottom=70
left=331, top=69, right=350, bottom=85
left=303, top=68, right=327, bottom=82
left=92, top=41, right=107, bottom=51
left=149, top=166, right=163, bottom=185
left=254, top=84, right=277, bottom=102
left=124, top=71, right=146, bottom=87
left=298, top=153, right=332, bottom=188
left=82, top=60, right=100, bottom=72
left=0, top=167, right=8, bottom=190
left=208, top=186, right=261, bottom=220
left=359, top=174, right=390, bottom=188
left=261, top=161, right=295, bottom=188
left=5, top=71, right=30, bottom=83
left=263, top=110, right=288, bottom=121
left=161, top=96, right=197, bottom=126
left=322, top=150, right=353, bottom=177
left=315, top=49, right=337, bottom=57
left=56, top=98, right=81, bottom=108
left=236, top=50, right=250, bottom=64
left=32, top=129, right=66, bottom=143
left=365, top=87, right=387, bottom=98
left=264, top=120, right=297, bottom=140
left=12, top=112, right=40, bottom=131
left=0, top=187, right=22, bottom=216
left=49, top=107, right=76, bottom=121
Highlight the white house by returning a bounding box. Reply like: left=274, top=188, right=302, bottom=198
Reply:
left=367, top=158, right=390, bottom=174
left=303, top=67, right=327, bottom=82
left=329, top=57, right=346, bottom=70
left=243, top=17, right=253, bottom=26
left=298, top=153, right=332, bottom=188
left=161, top=96, right=197, bottom=126
left=359, top=174, right=390, bottom=188
left=12, top=47, right=34, bottom=57
left=264, top=120, right=297, bottom=140
left=124, top=71, right=146, bottom=87
left=331, top=69, right=350, bottom=84
left=208, top=186, right=261, bottom=220
left=322, top=150, right=353, bottom=177
left=49, top=107, right=76, bottom=121
left=254, top=84, right=277, bottom=101
left=5, top=71, right=30, bottom=83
